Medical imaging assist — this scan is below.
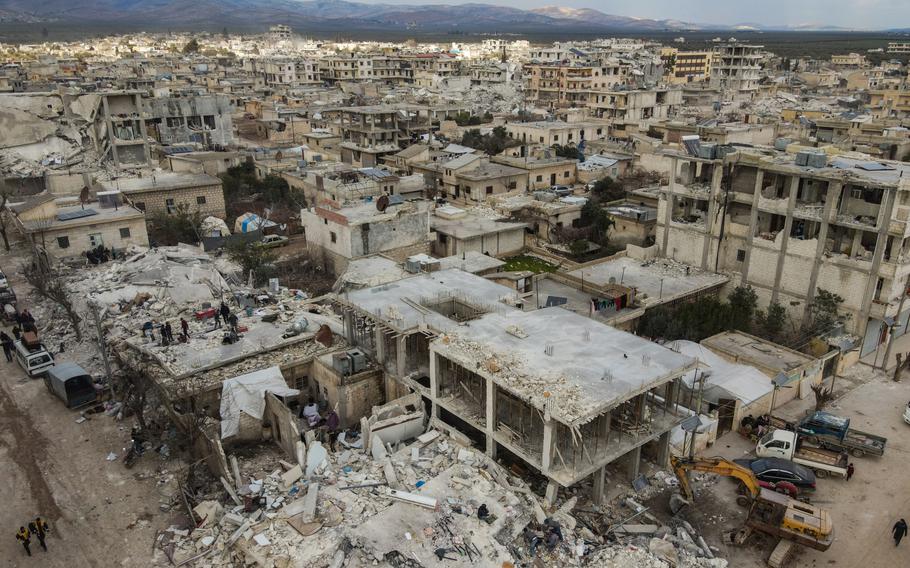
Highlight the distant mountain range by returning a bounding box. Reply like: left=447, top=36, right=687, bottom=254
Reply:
left=0, top=0, right=878, bottom=33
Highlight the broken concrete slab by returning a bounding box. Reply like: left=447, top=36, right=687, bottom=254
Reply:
left=305, top=441, right=328, bottom=479
left=302, top=482, right=320, bottom=522
left=286, top=515, right=322, bottom=537
left=614, top=524, right=660, bottom=535
left=193, top=500, right=223, bottom=528
left=386, top=488, right=437, bottom=510
left=280, top=465, right=302, bottom=490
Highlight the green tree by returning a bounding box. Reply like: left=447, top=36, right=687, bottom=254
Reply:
left=183, top=38, right=200, bottom=54
left=807, top=288, right=844, bottom=334
left=756, top=301, right=787, bottom=342
left=591, top=177, right=625, bottom=202
left=147, top=204, right=202, bottom=245
left=727, top=285, right=758, bottom=332
left=569, top=239, right=589, bottom=257
left=579, top=201, right=615, bottom=245
left=222, top=27, right=229, bottom=39
left=228, top=240, right=278, bottom=286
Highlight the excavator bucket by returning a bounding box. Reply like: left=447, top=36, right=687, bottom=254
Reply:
left=669, top=492, right=691, bottom=515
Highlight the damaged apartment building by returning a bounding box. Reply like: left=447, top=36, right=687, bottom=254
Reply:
left=0, top=90, right=233, bottom=181
left=332, top=269, right=696, bottom=505
left=657, top=142, right=910, bottom=358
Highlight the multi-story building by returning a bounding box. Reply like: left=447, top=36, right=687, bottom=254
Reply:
left=525, top=61, right=631, bottom=109
left=710, top=44, right=763, bottom=101
left=660, top=47, right=713, bottom=84
left=868, top=86, right=910, bottom=119
left=886, top=42, right=910, bottom=54
left=590, top=88, right=682, bottom=123
left=656, top=146, right=910, bottom=358
left=831, top=53, right=867, bottom=67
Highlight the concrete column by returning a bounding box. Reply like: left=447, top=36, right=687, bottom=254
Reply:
left=485, top=377, right=496, bottom=458
left=545, top=481, right=559, bottom=507
left=374, top=326, right=385, bottom=366
left=656, top=431, right=671, bottom=467
left=850, top=230, right=863, bottom=258
left=592, top=466, right=606, bottom=505
left=858, top=188, right=897, bottom=336
left=627, top=445, right=642, bottom=480
left=741, top=169, right=764, bottom=284
left=343, top=310, right=355, bottom=344
left=770, top=176, right=801, bottom=304
left=803, top=181, right=841, bottom=327
left=396, top=336, right=406, bottom=379
left=541, top=419, right=555, bottom=473
left=700, top=163, right=725, bottom=270
left=661, top=157, right=677, bottom=255
left=429, top=352, right=439, bottom=420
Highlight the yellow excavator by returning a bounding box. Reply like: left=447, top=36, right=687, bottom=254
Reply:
left=670, top=456, right=833, bottom=567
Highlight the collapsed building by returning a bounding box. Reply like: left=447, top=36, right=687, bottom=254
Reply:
left=333, top=268, right=696, bottom=505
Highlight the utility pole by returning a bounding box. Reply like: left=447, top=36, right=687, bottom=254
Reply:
left=90, top=301, right=115, bottom=401
left=881, top=271, right=910, bottom=370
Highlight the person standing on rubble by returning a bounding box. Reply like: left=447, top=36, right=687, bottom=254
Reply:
left=220, top=301, right=230, bottom=323
left=28, top=517, right=48, bottom=552
left=0, top=331, right=13, bottom=362
left=893, top=518, right=908, bottom=546
left=16, top=525, right=31, bottom=556
left=180, top=318, right=189, bottom=340
left=846, top=462, right=855, bottom=481
left=11, top=324, right=21, bottom=341
left=213, top=309, right=222, bottom=329
left=164, top=322, right=174, bottom=343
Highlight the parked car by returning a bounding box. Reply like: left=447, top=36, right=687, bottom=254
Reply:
left=733, top=457, right=816, bottom=489
left=14, top=340, right=55, bottom=378
left=257, top=234, right=289, bottom=249
left=550, top=185, right=572, bottom=197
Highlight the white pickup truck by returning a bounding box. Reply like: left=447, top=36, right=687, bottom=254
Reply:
left=756, top=429, right=849, bottom=478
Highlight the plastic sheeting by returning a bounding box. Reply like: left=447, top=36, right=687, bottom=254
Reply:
left=220, top=366, right=299, bottom=439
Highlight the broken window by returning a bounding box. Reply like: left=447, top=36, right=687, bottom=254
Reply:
left=166, top=198, right=176, bottom=214
left=187, top=115, right=203, bottom=129
left=736, top=249, right=746, bottom=262
left=330, top=231, right=337, bottom=243
left=57, top=236, right=70, bottom=249
left=89, top=233, right=103, bottom=248
left=134, top=202, right=145, bottom=212
left=119, top=227, right=131, bottom=238
left=196, top=195, right=207, bottom=205
left=166, top=117, right=182, bottom=128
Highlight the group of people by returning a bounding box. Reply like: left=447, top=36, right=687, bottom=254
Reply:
left=142, top=317, right=192, bottom=346
left=522, top=517, right=563, bottom=557
left=15, top=517, right=50, bottom=557
left=2, top=308, right=38, bottom=362
left=300, top=398, right=341, bottom=450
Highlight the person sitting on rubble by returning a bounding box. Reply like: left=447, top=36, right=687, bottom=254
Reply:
left=740, top=414, right=756, bottom=431
left=302, top=398, right=321, bottom=428
left=477, top=503, right=496, bottom=524
left=543, top=517, right=563, bottom=544
left=523, top=525, right=543, bottom=557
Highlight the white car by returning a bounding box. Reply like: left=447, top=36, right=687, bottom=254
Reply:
left=903, top=402, right=910, bottom=425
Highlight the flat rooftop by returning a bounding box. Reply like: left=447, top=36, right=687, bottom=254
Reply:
left=434, top=306, right=695, bottom=425
left=342, top=269, right=520, bottom=333
left=701, top=331, right=813, bottom=375
left=431, top=213, right=526, bottom=240
left=101, top=172, right=221, bottom=193
left=568, top=257, right=727, bottom=307
left=437, top=251, right=505, bottom=274
left=338, top=256, right=409, bottom=289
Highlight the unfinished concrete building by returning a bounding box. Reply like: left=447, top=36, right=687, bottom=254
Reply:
left=657, top=146, right=910, bottom=358
left=333, top=269, right=695, bottom=504
left=144, top=94, right=234, bottom=147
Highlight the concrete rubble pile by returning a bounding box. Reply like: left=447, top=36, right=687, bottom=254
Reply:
left=159, top=430, right=538, bottom=567
left=157, top=421, right=732, bottom=567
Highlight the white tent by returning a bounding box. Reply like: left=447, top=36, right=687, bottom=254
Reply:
left=220, top=366, right=299, bottom=439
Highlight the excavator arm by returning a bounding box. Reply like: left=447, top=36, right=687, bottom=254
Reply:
left=670, top=456, right=762, bottom=501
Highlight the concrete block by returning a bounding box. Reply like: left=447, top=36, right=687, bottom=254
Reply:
left=281, top=465, right=302, bottom=490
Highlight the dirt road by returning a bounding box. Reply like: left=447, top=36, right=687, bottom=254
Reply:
left=0, top=341, right=172, bottom=566
left=703, top=367, right=910, bottom=567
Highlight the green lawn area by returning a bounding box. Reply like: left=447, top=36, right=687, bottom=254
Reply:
left=503, top=255, right=559, bottom=273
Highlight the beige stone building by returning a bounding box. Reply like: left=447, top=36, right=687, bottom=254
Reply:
left=102, top=172, right=227, bottom=219
left=11, top=194, right=148, bottom=258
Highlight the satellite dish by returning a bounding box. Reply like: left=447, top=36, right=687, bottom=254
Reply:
left=315, top=324, right=333, bottom=347
left=376, top=195, right=390, bottom=212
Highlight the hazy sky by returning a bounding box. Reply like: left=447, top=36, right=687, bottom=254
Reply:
left=357, top=0, right=909, bottom=29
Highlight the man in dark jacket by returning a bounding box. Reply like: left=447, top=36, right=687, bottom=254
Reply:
left=893, top=518, right=908, bottom=546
